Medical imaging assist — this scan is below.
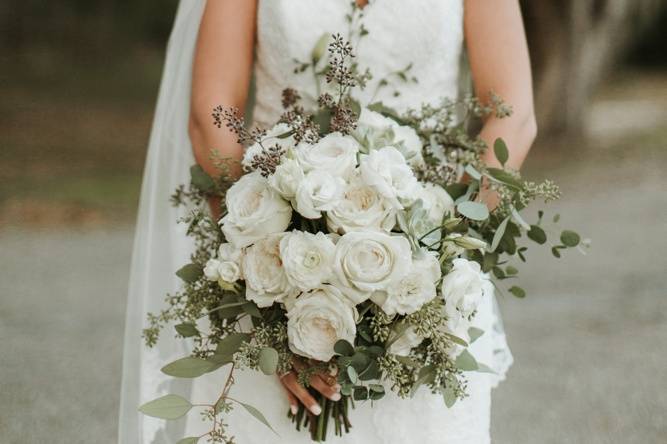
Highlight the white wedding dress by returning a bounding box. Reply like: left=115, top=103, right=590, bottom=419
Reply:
left=119, top=1, right=513, bottom=443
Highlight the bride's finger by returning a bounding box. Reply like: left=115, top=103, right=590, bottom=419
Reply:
left=280, top=372, right=321, bottom=415
left=280, top=378, right=299, bottom=415
left=310, top=375, right=341, bottom=401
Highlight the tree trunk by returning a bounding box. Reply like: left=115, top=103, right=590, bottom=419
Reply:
left=521, top=0, right=665, bottom=136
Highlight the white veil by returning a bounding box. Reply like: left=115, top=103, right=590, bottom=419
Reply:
left=118, top=1, right=207, bottom=443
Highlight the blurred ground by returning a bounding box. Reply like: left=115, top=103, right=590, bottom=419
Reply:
left=0, top=68, right=666, bottom=443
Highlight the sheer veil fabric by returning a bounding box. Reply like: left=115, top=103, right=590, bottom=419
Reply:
left=119, top=1, right=513, bottom=443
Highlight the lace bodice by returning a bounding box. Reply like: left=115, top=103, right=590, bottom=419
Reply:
left=253, top=0, right=465, bottom=126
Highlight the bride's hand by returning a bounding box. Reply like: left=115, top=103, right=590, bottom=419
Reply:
left=208, top=196, right=222, bottom=222
left=279, top=359, right=341, bottom=416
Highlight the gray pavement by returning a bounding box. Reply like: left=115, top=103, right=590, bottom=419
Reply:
left=1, top=141, right=666, bottom=443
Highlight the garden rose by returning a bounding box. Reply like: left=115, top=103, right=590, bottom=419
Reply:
left=221, top=172, right=292, bottom=248
left=294, top=169, right=345, bottom=219
left=280, top=231, right=336, bottom=291
left=268, top=158, right=304, bottom=200
left=242, top=233, right=295, bottom=307
left=294, top=133, right=359, bottom=178
left=359, top=146, right=420, bottom=209
left=371, top=250, right=441, bottom=316
left=441, top=258, right=488, bottom=339
left=326, top=173, right=396, bottom=234
left=287, top=285, right=358, bottom=361
left=333, top=230, right=412, bottom=304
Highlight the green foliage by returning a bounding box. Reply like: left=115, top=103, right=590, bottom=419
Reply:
left=234, top=400, right=277, bottom=435
left=456, top=201, right=489, bottom=221
left=139, top=394, right=192, bottom=420
left=161, top=357, right=216, bottom=378
left=493, top=138, right=509, bottom=166
left=175, top=322, right=199, bottom=338
left=258, top=347, right=279, bottom=375
left=509, top=286, right=527, bottom=298
left=175, top=263, right=203, bottom=283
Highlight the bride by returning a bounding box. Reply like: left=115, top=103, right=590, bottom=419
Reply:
left=119, top=1, right=536, bottom=443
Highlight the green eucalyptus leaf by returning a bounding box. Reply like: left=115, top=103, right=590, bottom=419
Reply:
left=347, top=365, right=359, bottom=384
left=161, top=357, right=214, bottom=378
left=444, top=332, right=468, bottom=347
left=527, top=225, right=547, bottom=245
left=176, top=263, right=203, bottom=284
left=560, top=230, right=580, bottom=247
left=485, top=168, right=523, bottom=190
left=475, top=363, right=496, bottom=374
left=456, top=201, right=489, bottom=221
left=234, top=400, right=278, bottom=435
left=509, top=286, right=526, bottom=298
left=334, top=339, right=355, bottom=357
left=445, top=183, right=468, bottom=200
left=313, top=108, right=332, bottom=134
left=464, top=164, right=482, bottom=181
left=311, top=33, right=330, bottom=63
left=359, top=360, right=381, bottom=381
left=505, top=265, right=518, bottom=276
left=491, top=217, right=510, bottom=252
left=190, top=165, right=215, bottom=192
left=442, top=385, right=457, bottom=408
left=139, top=394, right=192, bottom=420
left=468, top=327, right=484, bottom=344
left=242, top=301, right=263, bottom=319
left=258, top=347, right=279, bottom=375
left=551, top=247, right=562, bottom=258
left=493, top=138, right=509, bottom=166
left=349, top=98, right=362, bottom=117
left=215, top=333, right=251, bottom=358
left=455, top=350, right=479, bottom=371
left=353, top=386, right=369, bottom=400
left=175, top=322, right=199, bottom=338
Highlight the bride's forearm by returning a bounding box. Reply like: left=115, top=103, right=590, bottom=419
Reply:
left=479, top=109, right=537, bottom=171
left=188, top=0, right=257, bottom=180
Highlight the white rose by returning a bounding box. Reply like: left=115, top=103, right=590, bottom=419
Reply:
left=203, top=259, right=222, bottom=281
left=242, top=233, right=296, bottom=307
left=359, top=146, right=420, bottom=210
left=294, top=133, right=359, bottom=178
left=242, top=123, right=294, bottom=170
left=388, top=326, right=424, bottom=357
left=441, top=258, right=488, bottom=340
left=287, top=285, right=358, bottom=361
left=221, top=172, right=292, bottom=248
left=371, top=250, right=441, bottom=316
left=268, top=158, right=304, bottom=199
left=218, top=243, right=242, bottom=263
left=279, top=231, right=336, bottom=291
left=217, top=261, right=241, bottom=283
left=326, top=173, right=396, bottom=234
left=294, top=169, right=345, bottom=219
left=333, top=230, right=412, bottom=304
left=357, top=108, right=423, bottom=165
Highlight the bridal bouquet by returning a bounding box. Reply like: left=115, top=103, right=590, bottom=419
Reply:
left=139, top=33, right=584, bottom=443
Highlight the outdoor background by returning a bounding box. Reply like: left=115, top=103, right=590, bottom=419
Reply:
left=1, top=1, right=666, bottom=443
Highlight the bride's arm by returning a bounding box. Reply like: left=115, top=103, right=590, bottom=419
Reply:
left=189, top=0, right=257, bottom=181
left=464, top=0, right=537, bottom=175
left=188, top=0, right=338, bottom=415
